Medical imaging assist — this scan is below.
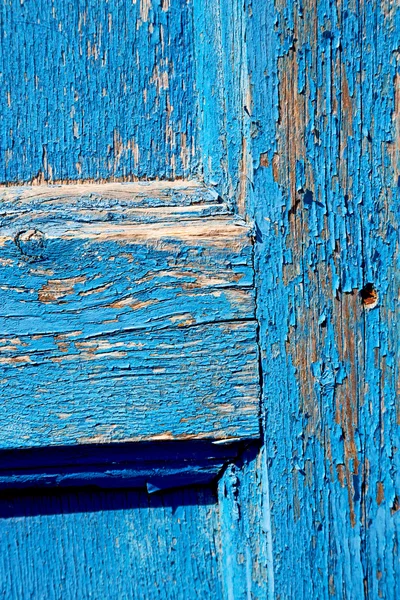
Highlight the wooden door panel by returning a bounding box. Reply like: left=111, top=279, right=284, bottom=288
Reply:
left=0, top=0, right=197, bottom=182
left=0, top=0, right=260, bottom=589
left=0, top=0, right=261, bottom=592
left=0, top=320, right=258, bottom=447
left=0, top=0, right=394, bottom=596
left=0, top=487, right=224, bottom=600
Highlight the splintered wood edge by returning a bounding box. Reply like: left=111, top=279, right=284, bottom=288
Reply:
left=0, top=218, right=252, bottom=248
left=0, top=181, right=253, bottom=246
left=0, top=180, right=220, bottom=206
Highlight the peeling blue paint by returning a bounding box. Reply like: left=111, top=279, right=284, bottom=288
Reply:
left=0, top=0, right=198, bottom=181
left=0, top=0, right=398, bottom=597
left=0, top=183, right=259, bottom=448
left=241, top=0, right=400, bottom=596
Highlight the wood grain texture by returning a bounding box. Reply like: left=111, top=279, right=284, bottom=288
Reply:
left=0, top=182, right=260, bottom=449
left=1, top=0, right=398, bottom=597
left=218, top=446, right=269, bottom=600
left=193, top=0, right=250, bottom=212
left=0, top=487, right=224, bottom=600
left=236, top=0, right=399, bottom=597
left=0, top=0, right=198, bottom=182
left=194, top=0, right=399, bottom=596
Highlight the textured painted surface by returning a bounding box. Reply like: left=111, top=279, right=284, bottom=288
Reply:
left=0, top=0, right=198, bottom=182
left=218, top=446, right=269, bottom=600
left=209, top=0, right=399, bottom=597
left=193, top=0, right=250, bottom=211
left=192, top=0, right=399, bottom=596
left=0, top=182, right=259, bottom=448
left=0, top=487, right=224, bottom=600
left=0, top=0, right=398, bottom=597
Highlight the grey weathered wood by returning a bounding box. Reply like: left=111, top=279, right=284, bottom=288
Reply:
left=0, top=182, right=260, bottom=449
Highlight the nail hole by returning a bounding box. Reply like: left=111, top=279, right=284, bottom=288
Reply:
left=359, top=283, right=378, bottom=309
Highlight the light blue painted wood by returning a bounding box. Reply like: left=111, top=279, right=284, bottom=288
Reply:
left=0, top=0, right=198, bottom=182
left=0, top=0, right=398, bottom=597
left=218, top=446, right=269, bottom=599
left=0, top=487, right=224, bottom=600
left=0, top=182, right=259, bottom=448
left=193, top=0, right=399, bottom=596
left=193, top=0, right=249, bottom=209
left=205, top=0, right=399, bottom=597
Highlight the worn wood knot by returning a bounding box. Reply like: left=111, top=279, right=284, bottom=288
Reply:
left=15, top=229, right=47, bottom=261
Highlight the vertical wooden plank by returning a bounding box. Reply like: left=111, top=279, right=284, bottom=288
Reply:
left=243, top=0, right=400, bottom=597
left=195, top=0, right=399, bottom=596
left=192, top=6, right=272, bottom=595
left=193, top=0, right=251, bottom=212
left=218, top=447, right=270, bottom=600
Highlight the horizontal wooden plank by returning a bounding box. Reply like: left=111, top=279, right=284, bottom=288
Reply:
left=0, top=183, right=259, bottom=449
left=0, top=321, right=259, bottom=448
left=0, top=186, right=254, bottom=337
left=0, top=183, right=231, bottom=227
left=0, top=181, right=219, bottom=205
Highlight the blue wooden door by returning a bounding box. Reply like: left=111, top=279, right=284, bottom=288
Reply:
left=0, top=1, right=262, bottom=597
left=0, top=0, right=399, bottom=598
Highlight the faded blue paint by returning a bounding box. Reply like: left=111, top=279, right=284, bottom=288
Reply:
left=0, top=0, right=198, bottom=182
left=218, top=446, right=269, bottom=598
left=0, top=487, right=224, bottom=600
left=0, top=183, right=259, bottom=448
left=193, top=0, right=250, bottom=209
left=225, top=0, right=399, bottom=597
left=0, top=0, right=399, bottom=598
left=194, top=0, right=399, bottom=595
left=0, top=321, right=259, bottom=447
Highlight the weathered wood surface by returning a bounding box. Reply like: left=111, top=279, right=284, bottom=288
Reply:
left=0, top=182, right=260, bottom=449
left=218, top=445, right=269, bottom=599
left=200, top=0, right=399, bottom=597
left=1, top=0, right=398, bottom=597
left=0, top=0, right=198, bottom=182
left=0, top=487, right=224, bottom=600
